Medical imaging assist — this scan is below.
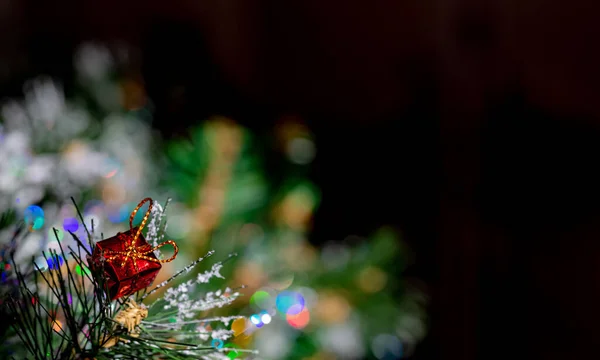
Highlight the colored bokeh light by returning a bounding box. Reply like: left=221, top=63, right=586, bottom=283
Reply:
left=104, top=169, right=118, bottom=178
left=75, top=264, right=91, bottom=276
left=286, top=308, right=310, bottom=329
left=24, top=205, right=44, bottom=230
left=46, top=255, right=64, bottom=270
left=225, top=343, right=240, bottom=359
left=231, top=318, right=248, bottom=338
left=250, top=290, right=272, bottom=310
left=276, top=291, right=305, bottom=315
left=52, top=320, right=63, bottom=332
left=82, top=325, right=90, bottom=338
left=0, top=260, right=10, bottom=283
left=287, top=304, right=304, bottom=316
left=261, top=312, right=272, bottom=324
left=62, top=217, right=79, bottom=233
left=0, top=261, right=10, bottom=283
left=250, top=314, right=261, bottom=325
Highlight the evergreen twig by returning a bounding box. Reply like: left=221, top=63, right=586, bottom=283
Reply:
left=2, top=198, right=248, bottom=359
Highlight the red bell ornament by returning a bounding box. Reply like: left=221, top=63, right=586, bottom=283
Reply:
left=89, top=198, right=178, bottom=300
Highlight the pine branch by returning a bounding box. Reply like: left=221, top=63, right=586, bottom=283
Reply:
left=2, top=198, right=250, bottom=359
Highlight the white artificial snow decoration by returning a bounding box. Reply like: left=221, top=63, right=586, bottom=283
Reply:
left=156, top=257, right=240, bottom=324
left=215, top=315, right=244, bottom=326
left=136, top=249, right=254, bottom=357
left=211, top=329, right=234, bottom=340
left=163, top=284, right=240, bottom=322
left=0, top=43, right=255, bottom=359
left=0, top=42, right=158, bottom=263
left=197, top=262, right=225, bottom=283
left=146, top=200, right=167, bottom=259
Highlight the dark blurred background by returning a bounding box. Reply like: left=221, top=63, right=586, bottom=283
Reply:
left=2, top=1, right=600, bottom=359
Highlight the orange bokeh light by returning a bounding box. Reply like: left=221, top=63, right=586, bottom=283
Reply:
left=286, top=308, right=310, bottom=329
left=104, top=169, right=118, bottom=178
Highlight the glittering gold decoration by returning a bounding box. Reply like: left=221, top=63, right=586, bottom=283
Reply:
left=114, top=299, right=148, bottom=333
left=103, top=198, right=178, bottom=272
left=101, top=335, right=119, bottom=349
left=102, top=299, right=148, bottom=348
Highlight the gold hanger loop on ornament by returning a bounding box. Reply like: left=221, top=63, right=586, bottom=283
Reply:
left=105, top=198, right=179, bottom=270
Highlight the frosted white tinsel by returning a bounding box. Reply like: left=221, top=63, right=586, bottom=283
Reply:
left=136, top=250, right=256, bottom=358
left=163, top=261, right=237, bottom=323
left=145, top=200, right=168, bottom=259
left=0, top=43, right=160, bottom=265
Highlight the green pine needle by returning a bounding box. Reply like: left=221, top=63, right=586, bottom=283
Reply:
left=1, top=199, right=248, bottom=360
